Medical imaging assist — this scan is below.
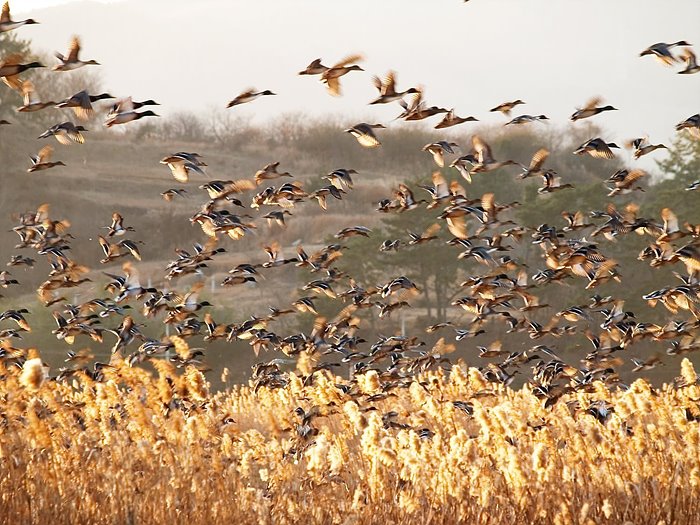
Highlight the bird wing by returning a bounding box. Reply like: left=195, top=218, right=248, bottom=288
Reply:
left=36, top=145, right=53, bottom=163
left=472, top=135, right=493, bottom=163
left=66, top=36, right=81, bottom=62
left=332, top=53, right=364, bottom=68
left=21, top=79, right=40, bottom=105
left=325, top=76, right=342, bottom=97
left=583, top=96, right=603, bottom=110
left=661, top=208, right=679, bottom=233
left=529, top=148, right=549, bottom=171
left=423, top=223, right=441, bottom=238
left=623, top=169, right=646, bottom=186
left=1, top=2, right=11, bottom=24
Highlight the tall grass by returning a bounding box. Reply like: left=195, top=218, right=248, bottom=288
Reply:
left=1, top=356, right=699, bottom=524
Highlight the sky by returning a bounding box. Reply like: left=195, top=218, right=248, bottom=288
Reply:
left=9, top=0, right=700, bottom=171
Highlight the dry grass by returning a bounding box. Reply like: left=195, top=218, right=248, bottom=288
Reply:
left=1, top=356, right=699, bottom=524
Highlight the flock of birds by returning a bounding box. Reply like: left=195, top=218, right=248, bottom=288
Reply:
left=2, top=1, right=700, bottom=420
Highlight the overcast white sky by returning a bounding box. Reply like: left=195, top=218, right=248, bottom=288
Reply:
left=9, top=0, right=700, bottom=170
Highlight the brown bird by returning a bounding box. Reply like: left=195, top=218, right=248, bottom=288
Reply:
left=53, top=36, right=100, bottom=71
left=570, top=97, right=617, bottom=121
left=226, top=88, right=276, bottom=108
left=490, top=99, right=525, bottom=116
left=320, top=54, right=364, bottom=96
left=435, top=109, right=478, bottom=129
left=27, top=146, right=65, bottom=172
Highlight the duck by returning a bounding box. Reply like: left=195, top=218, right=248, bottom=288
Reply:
left=226, top=88, right=276, bottom=108
left=55, top=90, right=114, bottom=121
left=161, top=189, right=187, bottom=201
left=490, top=99, right=525, bottom=116
left=37, top=122, right=88, bottom=145
left=538, top=172, right=574, bottom=194
left=466, top=135, right=519, bottom=174
left=369, top=71, right=419, bottom=104
left=678, top=48, right=700, bottom=74
left=345, top=123, right=385, bottom=148
left=573, top=138, right=619, bottom=159
left=324, top=169, right=356, bottom=190
left=262, top=210, right=293, bottom=228
left=105, top=98, right=159, bottom=127
left=254, top=162, right=292, bottom=185
left=98, top=236, right=142, bottom=264
left=320, top=54, right=364, bottom=96
left=675, top=114, right=700, bottom=139
left=606, top=169, right=646, bottom=197
left=0, top=2, right=38, bottom=33
left=107, top=98, right=159, bottom=117
left=434, top=109, right=478, bottom=129
left=570, top=97, right=617, bottom=121
left=0, top=54, right=43, bottom=90
left=16, top=80, right=56, bottom=112
left=298, top=58, right=329, bottom=76
left=505, top=114, right=549, bottom=126
left=310, top=184, right=345, bottom=210
left=160, top=152, right=206, bottom=182
left=626, top=137, right=667, bottom=159
left=640, top=41, right=691, bottom=66
left=53, top=36, right=100, bottom=71
left=103, top=212, right=135, bottom=237
left=519, top=148, right=550, bottom=179
left=27, top=145, right=65, bottom=172
left=422, top=141, right=459, bottom=167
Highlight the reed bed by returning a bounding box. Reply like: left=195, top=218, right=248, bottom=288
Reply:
left=1, top=355, right=699, bottom=525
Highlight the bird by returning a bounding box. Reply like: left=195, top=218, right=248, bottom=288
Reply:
left=103, top=213, right=135, bottom=237
left=422, top=141, right=459, bottom=167
left=606, top=168, right=646, bottom=196
left=0, top=54, right=43, bottom=90
left=627, top=137, right=667, bottom=159
left=55, top=90, right=114, bottom=121
left=434, top=109, right=478, bottom=129
left=160, top=152, right=207, bottom=183
left=639, top=41, right=691, bottom=66
left=98, top=236, right=142, bottom=264
left=53, top=36, right=100, bottom=71
left=27, top=146, right=65, bottom=172
left=37, top=122, right=88, bottom=145
left=519, top=148, right=550, bottom=179
left=678, top=48, right=700, bottom=74
left=16, top=80, right=56, bottom=112
left=226, top=88, right=276, bottom=108
left=460, top=135, right=519, bottom=175
left=490, top=99, right=525, bottom=116
left=538, top=172, right=574, bottom=194
left=675, top=114, right=700, bottom=139
left=324, top=169, right=356, bottom=190
left=570, top=97, right=617, bottom=121
left=298, top=58, right=329, bottom=76
left=319, top=54, right=364, bottom=96
left=345, top=123, right=385, bottom=148
left=107, top=98, right=159, bottom=116
left=505, top=114, right=549, bottom=126
left=369, top=71, right=419, bottom=104
left=161, top=189, right=187, bottom=201
left=254, top=162, right=292, bottom=185
left=0, top=2, right=38, bottom=33
left=105, top=98, right=159, bottom=127
left=573, top=138, right=619, bottom=159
